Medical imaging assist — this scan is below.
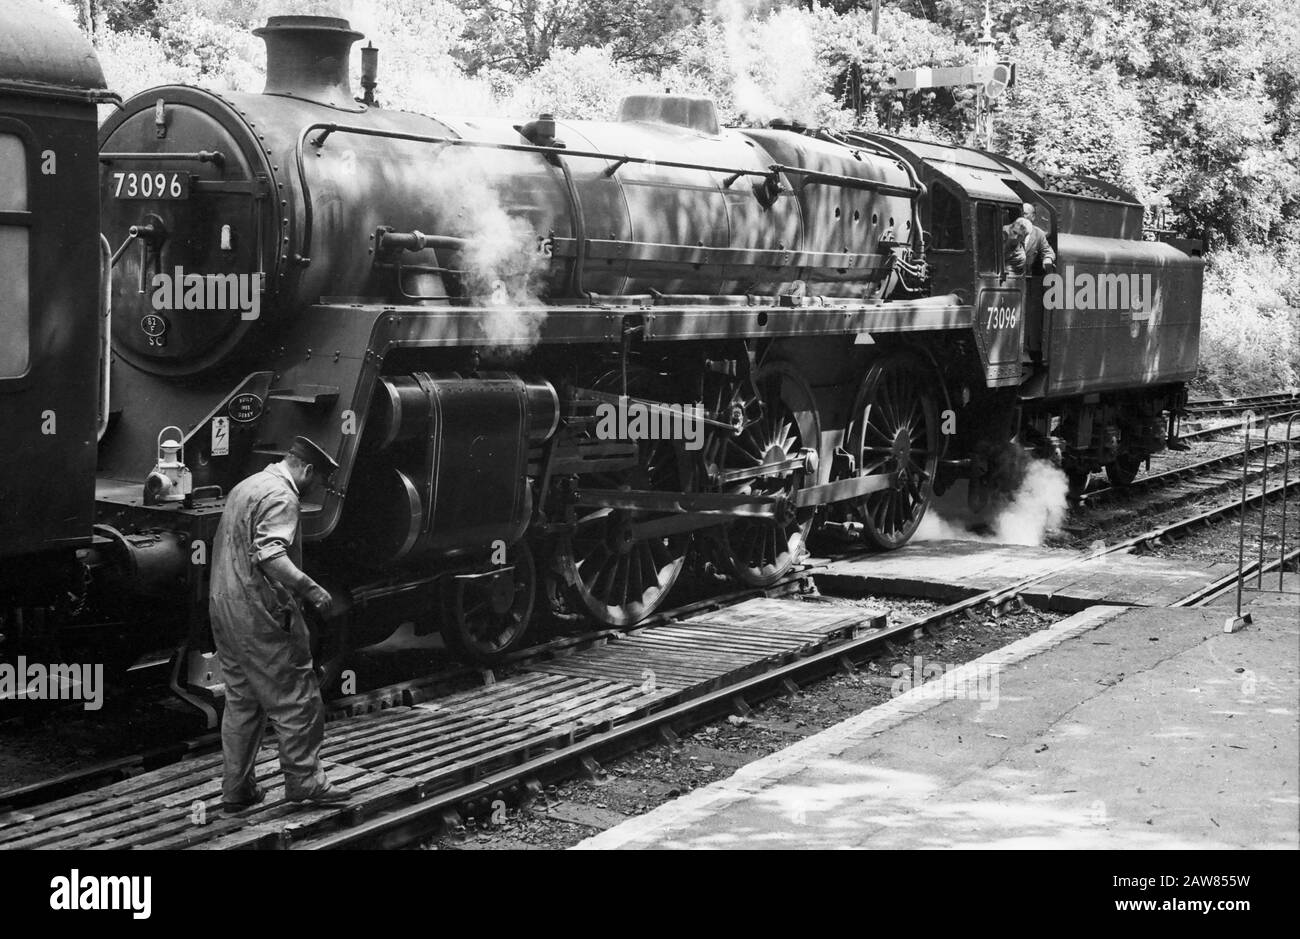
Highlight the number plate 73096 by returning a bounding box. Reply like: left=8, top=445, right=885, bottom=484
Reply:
left=112, top=171, right=190, bottom=200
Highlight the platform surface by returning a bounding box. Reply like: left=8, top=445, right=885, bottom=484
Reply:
left=577, top=597, right=1300, bottom=850
left=818, top=539, right=1241, bottom=610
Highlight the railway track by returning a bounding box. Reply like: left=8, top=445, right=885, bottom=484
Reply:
left=1, top=466, right=1294, bottom=850
left=1185, top=391, right=1300, bottom=420
left=1081, top=426, right=1300, bottom=510
left=323, top=573, right=817, bottom=720
left=0, top=572, right=816, bottom=814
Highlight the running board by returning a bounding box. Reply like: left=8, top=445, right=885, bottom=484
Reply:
left=572, top=472, right=899, bottom=540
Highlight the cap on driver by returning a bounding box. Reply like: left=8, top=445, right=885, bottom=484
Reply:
left=289, top=436, right=340, bottom=480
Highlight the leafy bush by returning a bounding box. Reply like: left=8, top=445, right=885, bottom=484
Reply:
left=507, top=46, right=652, bottom=120
left=1195, top=243, right=1300, bottom=396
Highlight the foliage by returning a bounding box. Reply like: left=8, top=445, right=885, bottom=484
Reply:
left=1195, top=244, right=1300, bottom=396
left=994, top=25, right=1156, bottom=199
left=458, top=0, right=706, bottom=75
left=506, top=46, right=651, bottom=119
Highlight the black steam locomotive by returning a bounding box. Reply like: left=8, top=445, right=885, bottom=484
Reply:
left=3, top=9, right=1202, bottom=713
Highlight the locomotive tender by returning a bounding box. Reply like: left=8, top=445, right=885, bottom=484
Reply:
left=5, top=10, right=1202, bottom=709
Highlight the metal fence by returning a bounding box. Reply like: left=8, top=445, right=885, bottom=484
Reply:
left=1231, top=408, right=1300, bottom=624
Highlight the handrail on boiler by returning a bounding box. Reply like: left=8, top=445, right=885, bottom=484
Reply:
left=292, top=122, right=922, bottom=269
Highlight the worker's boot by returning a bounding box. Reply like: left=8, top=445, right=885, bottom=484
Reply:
left=289, top=783, right=353, bottom=805
left=221, top=785, right=266, bottom=814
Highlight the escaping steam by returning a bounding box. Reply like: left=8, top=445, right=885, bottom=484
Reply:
left=422, top=146, right=550, bottom=356
left=916, top=458, right=1070, bottom=547
left=711, top=0, right=833, bottom=126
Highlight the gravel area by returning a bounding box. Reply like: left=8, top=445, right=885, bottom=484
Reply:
left=1141, top=501, right=1300, bottom=569
left=0, top=683, right=197, bottom=792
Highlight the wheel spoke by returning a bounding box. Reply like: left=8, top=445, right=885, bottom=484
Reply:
left=462, top=597, right=491, bottom=621
left=560, top=371, right=693, bottom=625
left=627, top=549, right=645, bottom=602
left=442, top=543, right=535, bottom=663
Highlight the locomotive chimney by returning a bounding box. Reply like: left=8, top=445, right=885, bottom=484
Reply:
left=254, top=14, right=363, bottom=109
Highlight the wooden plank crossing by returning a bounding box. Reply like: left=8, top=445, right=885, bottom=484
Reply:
left=1022, top=558, right=1243, bottom=611
left=523, top=598, right=869, bottom=690
left=0, top=596, right=880, bottom=850
left=819, top=539, right=1245, bottom=611
left=818, top=540, right=1078, bottom=600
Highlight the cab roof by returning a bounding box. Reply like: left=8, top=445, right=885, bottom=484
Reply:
left=0, top=0, right=111, bottom=100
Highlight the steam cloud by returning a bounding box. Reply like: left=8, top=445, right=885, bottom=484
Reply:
left=423, top=146, right=549, bottom=355
left=712, top=0, right=831, bottom=126
left=915, top=458, right=1070, bottom=547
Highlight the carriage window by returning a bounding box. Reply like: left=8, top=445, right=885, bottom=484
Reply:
left=930, top=183, right=964, bottom=250
left=0, top=134, right=28, bottom=210
left=0, top=133, right=30, bottom=378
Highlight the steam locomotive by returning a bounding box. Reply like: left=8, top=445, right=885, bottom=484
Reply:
left=3, top=8, right=1202, bottom=714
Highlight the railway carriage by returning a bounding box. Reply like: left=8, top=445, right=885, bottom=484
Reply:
left=0, top=0, right=116, bottom=650
left=2, top=10, right=1203, bottom=715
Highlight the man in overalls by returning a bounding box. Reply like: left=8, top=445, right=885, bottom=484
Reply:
left=209, top=436, right=352, bottom=811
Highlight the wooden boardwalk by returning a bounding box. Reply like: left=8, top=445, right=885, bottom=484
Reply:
left=819, top=539, right=1238, bottom=610
left=0, top=597, right=878, bottom=850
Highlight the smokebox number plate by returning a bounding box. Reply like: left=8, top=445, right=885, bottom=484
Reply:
left=111, top=171, right=191, bottom=201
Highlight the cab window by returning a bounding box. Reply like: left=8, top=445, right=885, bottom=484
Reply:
left=0, top=132, right=30, bottom=379
left=975, top=202, right=1019, bottom=275
left=929, top=182, right=965, bottom=250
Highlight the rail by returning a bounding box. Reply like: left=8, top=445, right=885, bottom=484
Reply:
left=1187, top=391, right=1300, bottom=419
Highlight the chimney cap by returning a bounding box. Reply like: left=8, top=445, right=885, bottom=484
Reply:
left=254, top=14, right=363, bottom=41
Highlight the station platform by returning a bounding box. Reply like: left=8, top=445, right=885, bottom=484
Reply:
left=576, top=592, right=1300, bottom=850
left=817, top=539, right=1240, bottom=610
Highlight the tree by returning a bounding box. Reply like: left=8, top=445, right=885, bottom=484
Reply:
left=458, top=0, right=590, bottom=74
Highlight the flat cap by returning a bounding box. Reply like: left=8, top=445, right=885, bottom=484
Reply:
left=289, top=436, right=340, bottom=478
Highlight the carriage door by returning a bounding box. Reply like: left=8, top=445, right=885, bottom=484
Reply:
left=972, top=201, right=1025, bottom=387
